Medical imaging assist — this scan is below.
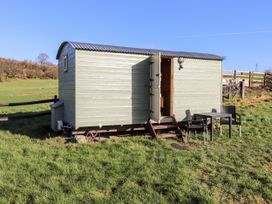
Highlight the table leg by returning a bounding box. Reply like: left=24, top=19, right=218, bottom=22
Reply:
left=210, top=117, right=214, bottom=141
left=229, top=116, right=232, bottom=138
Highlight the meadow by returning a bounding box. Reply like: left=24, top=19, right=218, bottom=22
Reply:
left=0, top=80, right=271, bottom=203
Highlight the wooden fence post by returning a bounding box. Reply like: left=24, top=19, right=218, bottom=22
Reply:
left=54, top=95, right=58, bottom=103
left=228, top=85, right=231, bottom=99
left=240, top=80, right=245, bottom=99
left=263, top=73, right=266, bottom=87
left=249, top=72, right=252, bottom=88
left=267, top=73, right=272, bottom=90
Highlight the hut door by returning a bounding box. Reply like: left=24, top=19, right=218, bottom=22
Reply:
left=150, top=52, right=161, bottom=122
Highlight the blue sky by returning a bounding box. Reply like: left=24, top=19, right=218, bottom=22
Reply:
left=0, top=0, right=271, bottom=71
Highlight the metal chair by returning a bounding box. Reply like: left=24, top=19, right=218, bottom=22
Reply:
left=185, top=110, right=208, bottom=143
left=220, top=105, right=242, bottom=137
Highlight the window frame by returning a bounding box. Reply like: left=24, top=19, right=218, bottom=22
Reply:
left=63, top=55, right=68, bottom=72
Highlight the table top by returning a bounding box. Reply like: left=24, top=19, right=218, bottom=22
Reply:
left=194, top=112, right=232, bottom=118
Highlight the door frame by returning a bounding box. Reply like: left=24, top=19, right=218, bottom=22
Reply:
left=160, top=57, right=174, bottom=117
left=169, top=58, right=174, bottom=116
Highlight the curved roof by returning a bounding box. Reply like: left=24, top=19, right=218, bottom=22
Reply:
left=56, top=41, right=223, bottom=60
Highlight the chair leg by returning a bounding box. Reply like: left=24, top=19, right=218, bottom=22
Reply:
left=239, top=126, right=242, bottom=137
left=204, top=127, right=208, bottom=144
left=203, top=131, right=207, bottom=144
left=220, top=126, right=223, bottom=136
left=186, top=132, right=189, bottom=142
left=184, top=134, right=188, bottom=144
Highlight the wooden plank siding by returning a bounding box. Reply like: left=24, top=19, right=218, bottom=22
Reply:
left=58, top=47, right=222, bottom=129
left=75, top=51, right=150, bottom=128
left=173, top=58, right=222, bottom=121
left=58, top=43, right=76, bottom=127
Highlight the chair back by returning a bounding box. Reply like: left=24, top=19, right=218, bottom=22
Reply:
left=185, top=110, right=193, bottom=121
left=222, top=106, right=236, bottom=119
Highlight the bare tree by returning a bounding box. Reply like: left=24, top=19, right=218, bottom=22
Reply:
left=36, top=53, right=50, bottom=64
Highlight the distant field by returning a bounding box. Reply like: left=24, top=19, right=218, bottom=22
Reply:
left=0, top=79, right=272, bottom=203
left=0, top=79, right=57, bottom=114
left=0, top=79, right=57, bottom=102
left=0, top=79, right=57, bottom=139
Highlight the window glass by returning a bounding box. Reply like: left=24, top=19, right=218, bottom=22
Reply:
left=63, top=55, right=68, bottom=72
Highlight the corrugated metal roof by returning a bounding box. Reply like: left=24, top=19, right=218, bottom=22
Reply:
left=56, top=41, right=223, bottom=60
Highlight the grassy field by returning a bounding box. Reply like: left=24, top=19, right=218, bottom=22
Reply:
left=0, top=79, right=57, bottom=113
left=0, top=80, right=272, bottom=203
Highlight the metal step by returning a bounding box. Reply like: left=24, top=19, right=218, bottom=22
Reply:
left=157, top=133, right=178, bottom=139
left=147, top=116, right=187, bottom=142
left=152, top=124, right=176, bottom=130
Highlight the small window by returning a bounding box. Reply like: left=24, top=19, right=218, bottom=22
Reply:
left=63, top=55, right=68, bottom=72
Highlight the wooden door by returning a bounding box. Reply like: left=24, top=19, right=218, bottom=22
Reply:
left=150, top=52, right=161, bottom=122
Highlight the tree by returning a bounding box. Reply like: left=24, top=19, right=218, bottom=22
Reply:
left=36, top=53, right=50, bottom=64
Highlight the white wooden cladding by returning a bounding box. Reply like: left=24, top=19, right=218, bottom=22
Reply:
left=58, top=48, right=222, bottom=129
left=58, top=43, right=76, bottom=127
left=75, top=51, right=150, bottom=128
left=173, top=58, right=222, bottom=121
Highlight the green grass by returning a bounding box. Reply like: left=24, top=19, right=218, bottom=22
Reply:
left=0, top=79, right=57, bottom=102
left=0, top=79, right=57, bottom=114
left=0, top=79, right=58, bottom=139
left=0, top=80, right=272, bottom=203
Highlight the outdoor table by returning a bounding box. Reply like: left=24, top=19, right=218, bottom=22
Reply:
left=193, top=112, right=232, bottom=141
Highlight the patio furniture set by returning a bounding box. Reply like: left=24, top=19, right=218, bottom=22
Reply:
left=185, top=105, right=242, bottom=142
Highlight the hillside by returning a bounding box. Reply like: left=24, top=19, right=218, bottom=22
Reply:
left=0, top=57, right=58, bottom=82
left=0, top=80, right=271, bottom=203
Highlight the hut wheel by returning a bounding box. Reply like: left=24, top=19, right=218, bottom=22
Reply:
left=86, top=130, right=98, bottom=141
